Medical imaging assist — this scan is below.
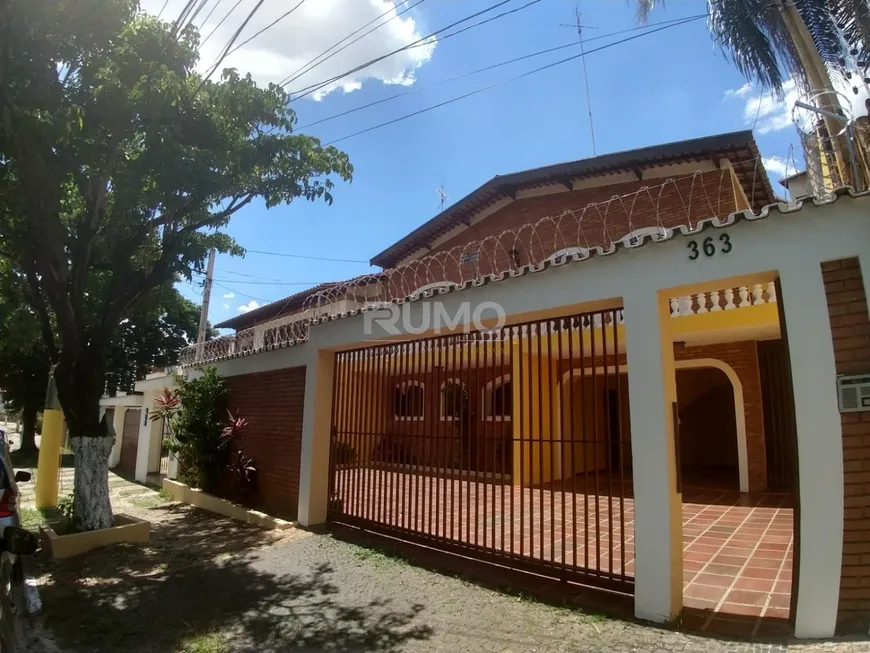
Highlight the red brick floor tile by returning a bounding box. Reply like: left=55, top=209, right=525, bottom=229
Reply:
left=704, top=563, right=744, bottom=576
left=742, top=566, right=779, bottom=580
left=726, top=590, right=769, bottom=606
left=685, top=584, right=728, bottom=602
left=732, top=576, right=775, bottom=592
left=719, top=602, right=764, bottom=617
left=693, top=573, right=735, bottom=588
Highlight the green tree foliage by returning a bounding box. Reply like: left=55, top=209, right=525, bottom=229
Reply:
left=0, top=0, right=352, bottom=529
left=0, top=261, right=211, bottom=452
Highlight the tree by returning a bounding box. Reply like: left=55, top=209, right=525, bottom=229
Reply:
left=636, top=1, right=870, bottom=96
left=0, top=261, right=48, bottom=455
left=0, top=0, right=352, bottom=530
left=0, top=261, right=212, bottom=455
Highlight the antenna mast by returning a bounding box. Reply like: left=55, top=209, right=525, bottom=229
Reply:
left=561, top=5, right=597, bottom=155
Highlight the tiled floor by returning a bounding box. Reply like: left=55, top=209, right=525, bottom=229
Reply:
left=681, top=486, right=794, bottom=636
left=332, top=468, right=794, bottom=636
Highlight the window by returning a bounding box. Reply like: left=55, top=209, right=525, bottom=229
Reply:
left=394, top=381, right=424, bottom=420
left=440, top=380, right=468, bottom=421
left=483, top=375, right=512, bottom=421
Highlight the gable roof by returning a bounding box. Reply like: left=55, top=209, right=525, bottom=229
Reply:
left=215, top=281, right=342, bottom=330
left=369, top=130, right=774, bottom=269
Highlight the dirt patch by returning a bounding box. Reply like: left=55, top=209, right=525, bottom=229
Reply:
left=34, top=498, right=304, bottom=652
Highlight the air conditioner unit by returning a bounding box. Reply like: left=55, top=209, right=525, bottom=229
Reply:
left=837, top=374, right=870, bottom=413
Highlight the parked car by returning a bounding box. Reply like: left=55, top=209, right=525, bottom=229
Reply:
left=0, top=429, right=31, bottom=531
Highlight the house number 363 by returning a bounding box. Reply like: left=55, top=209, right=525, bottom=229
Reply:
left=688, top=234, right=732, bottom=260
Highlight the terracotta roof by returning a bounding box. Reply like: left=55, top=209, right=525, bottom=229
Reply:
left=370, top=130, right=775, bottom=269
left=215, top=281, right=342, bottom=330
left=188, top=188, right=870, bottom=367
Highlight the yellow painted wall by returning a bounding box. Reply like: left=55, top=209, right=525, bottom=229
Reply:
left=511, top=350, right=559, bottom=486
left=333, top=369, right=387, bottom=464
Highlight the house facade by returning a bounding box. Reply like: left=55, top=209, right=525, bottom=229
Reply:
left=158, top=130, right=868, bottom=638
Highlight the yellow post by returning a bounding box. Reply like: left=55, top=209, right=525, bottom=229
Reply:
left=35, top=367, right=64, bottom=509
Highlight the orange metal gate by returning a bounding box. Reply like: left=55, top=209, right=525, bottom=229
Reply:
left=328, top=308, right=634, bottom=593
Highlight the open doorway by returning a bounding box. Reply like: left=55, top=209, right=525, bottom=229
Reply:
left=676, top=367, right=739, bottom=491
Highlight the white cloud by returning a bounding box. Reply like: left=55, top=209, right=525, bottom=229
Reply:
left=141, top=0, right=436, bottom=100
left=223, top=292, right=235, bottom=299
left=238, top=300, right=260, bottom=313
left=223, top=303, right=230, bottom=310
left=762, top=155, right=791, bottom=179
left=724, top=82, right=752, bottom=100
left=725, top=77, right=870, bottom=134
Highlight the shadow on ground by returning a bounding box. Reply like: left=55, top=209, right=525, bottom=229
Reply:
left=36, top=504, right=432, bottom=652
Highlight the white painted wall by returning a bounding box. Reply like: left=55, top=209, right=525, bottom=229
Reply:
left=210, top=193, right=870, bottom=635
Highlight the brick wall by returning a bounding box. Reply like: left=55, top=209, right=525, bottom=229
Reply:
left=675, top=341, right=768, bottom=492
left=821, top=257, right=870, bottom=629
left=387, top=170, right=739, bottom=297
left=223, top=367, right=306, bottom=520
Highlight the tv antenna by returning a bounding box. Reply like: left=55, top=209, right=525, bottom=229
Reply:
left=560, top=5, right=597, bottom=155
left=436, top=185, right=449, bottom=212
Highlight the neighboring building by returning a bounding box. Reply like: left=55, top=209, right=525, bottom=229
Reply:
left=168, top=130, right=870, bottom=639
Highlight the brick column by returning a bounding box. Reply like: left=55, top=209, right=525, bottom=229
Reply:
left=822, top=257, right=870, bottom=631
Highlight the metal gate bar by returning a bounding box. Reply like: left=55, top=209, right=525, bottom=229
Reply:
left=328, top=308, right=634, bottom=592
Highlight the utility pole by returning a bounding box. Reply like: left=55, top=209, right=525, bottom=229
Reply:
left=195, top=248, right=216, bottom=362
left=560, top=5, right=597, bottom=155
left=776, top=0, right=855, bottom=187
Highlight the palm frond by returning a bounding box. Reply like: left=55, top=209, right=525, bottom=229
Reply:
left=796, top=0, right=846, bottom=66
left=708, top=0, right=803, bottom=97
left=829, top=0, right=870, bottom=54
left=634, top=0, right=659, bottom=23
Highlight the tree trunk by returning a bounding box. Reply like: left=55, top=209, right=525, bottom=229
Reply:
left=54, top=345, right=114, bottom=531
left=18, top=405, right=37, bottom=455
left=70, top=432, right=115, bottom=531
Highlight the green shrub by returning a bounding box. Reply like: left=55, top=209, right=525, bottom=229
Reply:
left=158, top=368, right=229, bottom=492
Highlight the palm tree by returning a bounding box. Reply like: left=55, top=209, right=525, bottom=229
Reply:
left=638, top=0, right=870, bottom=190
left=635, top=0, right=869, bottom=98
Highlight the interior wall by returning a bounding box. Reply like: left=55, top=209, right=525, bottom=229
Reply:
left=559, top=373, right=631, bottom=479
left=676, top=367, right=738, bottom=472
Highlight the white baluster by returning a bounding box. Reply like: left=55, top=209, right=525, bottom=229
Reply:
left=767, top=281, right=777, bottom=303
left=710, top=289, right=722, bottom=311
left=680, top=296, right=694, bottom=315
left=752, top=283, right=765, bottom=305
left=670, top=297, right=680, bottom=317
left=724, top=288, right=736, bottom=310
left=696, top=292, right=709, bottom=314
left=253, top=326, right=265, bottom=351
left=738, top=286, right=750, bottom=307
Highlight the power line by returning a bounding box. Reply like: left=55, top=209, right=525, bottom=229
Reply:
left=325, top=15, right=704, bottom=145
left=201, top=0, right=245, bottom=48
left=214, top=268, right=288, bottom=282
left=287, top=0, right=539, bottom=101
left=225, top=0, right=308, bottom=58
left=203, top=0, right=270, bottom=81
left=198, top=0, right=225, bottom=31
left=213, top=281, right=278, bottom=304
left=277, top=0, right=423, bottom=89
left=297, top=15, right=708, bottom=131
left=244, top=249, right=371, bottom=263
left=213, top=278, right=330, bottom=285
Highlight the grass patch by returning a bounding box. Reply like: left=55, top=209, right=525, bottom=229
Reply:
left=351, top=544, right=403, bottom=569
left=177, top=631, right=229, bottom=653
left=159, top=488, right=174, bottom=501
left=18, top=506, right=63, bottom=532
left=131, top=494, right=168, bottom=510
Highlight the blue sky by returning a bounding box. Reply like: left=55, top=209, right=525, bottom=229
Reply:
left=161, top=0, right=827, bottom=325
